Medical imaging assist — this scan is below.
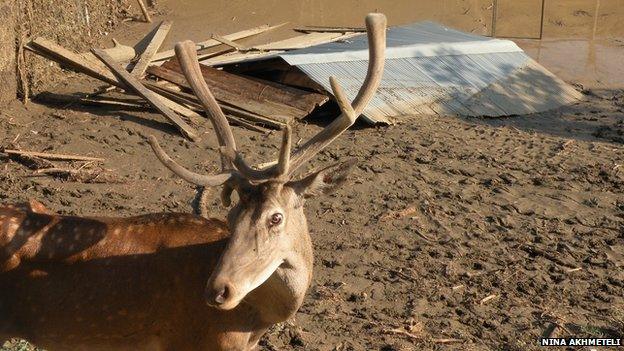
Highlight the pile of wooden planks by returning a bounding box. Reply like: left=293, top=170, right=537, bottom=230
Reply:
left=25, top=20, right=363, bottom=141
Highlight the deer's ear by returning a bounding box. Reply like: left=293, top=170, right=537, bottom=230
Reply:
left=289, top=159, right=357, bottom=198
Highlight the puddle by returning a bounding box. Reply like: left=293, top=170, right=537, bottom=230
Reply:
left=107, top=0, right=624, bottom=90
left=515, top=38, right=624, bottom=89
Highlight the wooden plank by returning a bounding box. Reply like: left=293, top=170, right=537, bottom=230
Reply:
left=132, top=20, right=173, bottom=78
left=294, top=26, right=366, bottom=33
left=151, top=23, right=287, bottom=63
left=136, top=0, right=151, bottom=23
left=29, top=37, right=122, bottom=88
left=144, top=81, right=277, bottom=131
left=3, top=149, right=104, bottom=162
left=92, top=48, right=199, bottom=141
left=494, top=0, right=543, bottom=39
left=255, top=32, right=360, bottom=50
left=199, top=32, right=360, bottom=66
left=147, top=65, right=300, bottom=121
left=199, top=51, right=281, bottom=66
left=210, top=33, right=246, bottom=51
left=163, top=60, right=327, bottom=115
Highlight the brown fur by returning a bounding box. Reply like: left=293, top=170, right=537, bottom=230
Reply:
left=0, top=207, right=279, bottom=350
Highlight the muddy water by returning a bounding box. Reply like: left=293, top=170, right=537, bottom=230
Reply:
left=516, top=38, right=624, bottom=88
left=108, top=0, right=624, bottom=90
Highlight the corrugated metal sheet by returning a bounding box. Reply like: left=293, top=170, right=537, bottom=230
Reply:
left=279, top=21, right=582, bottom=124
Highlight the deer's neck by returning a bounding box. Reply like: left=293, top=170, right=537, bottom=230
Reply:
left=246, top=227, right=313, bottom=325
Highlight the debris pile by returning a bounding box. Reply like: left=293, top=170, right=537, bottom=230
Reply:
left=1, top=148, right=121, bottom=184
left=24, top=21, right=364, bottom=139
left=23, top=19, right=583, bottom=140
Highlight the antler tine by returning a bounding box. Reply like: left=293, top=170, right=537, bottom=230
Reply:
left=218, top=125, right=291, bottom=182
left=276, top=124, right=292, bottom=178
left=285, top=13, right=386, bottom=176
left=218, top=14, right=386, bottom=181
left=148, top=136, right=233, bottom=186
left=262, top=13, right=386, bottom=175
left=174, top=41, right=237, bottom=168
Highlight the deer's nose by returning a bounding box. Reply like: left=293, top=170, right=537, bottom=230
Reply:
left=205, top=280, right=234, bottom=307
left=214, top=286, right=229, bottom=304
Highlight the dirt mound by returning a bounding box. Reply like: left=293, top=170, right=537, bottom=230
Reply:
left=14, top=0, right=135, bottom=98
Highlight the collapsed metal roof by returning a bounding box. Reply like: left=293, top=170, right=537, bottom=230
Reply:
left=279, top=21, right=582, bottom=124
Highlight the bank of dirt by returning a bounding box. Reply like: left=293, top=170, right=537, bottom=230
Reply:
left=13, top=0, right=135, bottom=98
left=0, top=78, right=622, bottom=350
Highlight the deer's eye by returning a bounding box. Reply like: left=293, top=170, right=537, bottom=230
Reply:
left=269, top=213, right=283, bottom=226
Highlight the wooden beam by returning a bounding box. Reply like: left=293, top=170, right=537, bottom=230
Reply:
left=3, top=149, right=104, bottom=162
left=150, top=23, right=287, bottom=62
left=148, top=65, right=298, bottom=122
left=136, top=0, right=152, bottom=23
left=92, top=48, right=199, bottom=141
left=163, top=60, right=327, bottom=115
left=29, top=37, right=122, bottom=87
left=132, top=21, right=173, bottom=78
left=210, top=33, right=246, bottom=51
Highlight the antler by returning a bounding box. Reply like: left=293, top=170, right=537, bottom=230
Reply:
left=286, top=13, right=386, bottom=176
left=148, top=41, right=241, bottom=188
left=226, top=13, right=386, bottom=179
left=150, top=13, right=385, bottom=191
left=148, top=136, right=233, bottom=186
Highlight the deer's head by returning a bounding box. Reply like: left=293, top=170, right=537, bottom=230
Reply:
left=149, top=13, right=386, bottom=310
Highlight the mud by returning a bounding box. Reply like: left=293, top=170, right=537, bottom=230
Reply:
left=516, top=38, right=624, bottom=89
left=15, top=0, right=131, bottom=97
left=2, top=1, right=624, bottom=350
left=1, top=79, right=623, bottom=350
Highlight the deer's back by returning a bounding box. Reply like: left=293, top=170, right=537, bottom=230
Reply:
left=0, top=207, right=257, bottom=349
left=0, top=206, right=229, bottom=267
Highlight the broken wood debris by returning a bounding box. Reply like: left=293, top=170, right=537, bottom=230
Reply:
left=91, top=48, right=200, bottom=141
left=161, top=60, right=327, bottom=118
left=132, top=20, right=173, bottom=78
left=199, top=31, right=361, bottom=66
left=36, top=92, right=147, bottom=109
left=136, top=0, right=152, bottom=23
left=25, top=20, right=369, bottom=139
left=2, top=148, right=122, bottom=184
left=33, top=167, right=124, bottom=184
left=210, top=34, right=248, bottom=52
left=2, top=149, right=105, bottom=162
left=151, top=23, right=287, bottom=63
left=294, top=26, right=366, bottom=33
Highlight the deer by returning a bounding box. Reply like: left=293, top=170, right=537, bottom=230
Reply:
left=0, top=13, right=386, bottom=351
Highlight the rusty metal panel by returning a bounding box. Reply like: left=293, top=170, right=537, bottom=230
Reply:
left=494, top=0, right=544, bottom=39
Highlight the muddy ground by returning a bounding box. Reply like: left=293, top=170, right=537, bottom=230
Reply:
left=2, top=0, right=624, bottom=349
left=1, top=77, right=623, bottom=350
